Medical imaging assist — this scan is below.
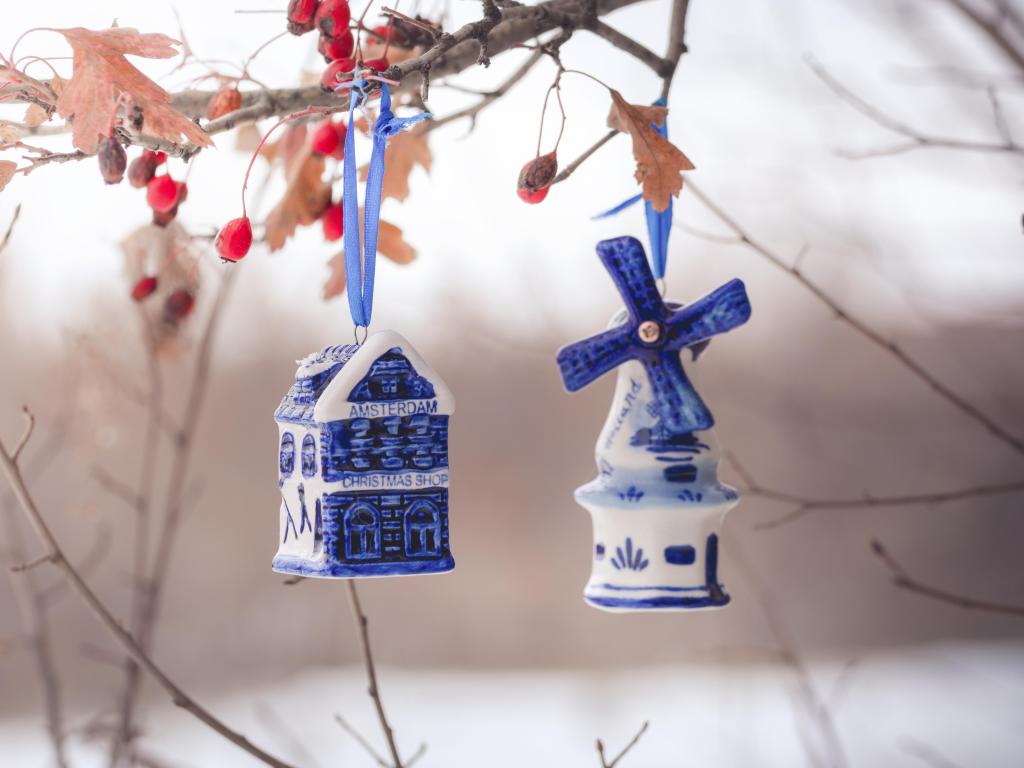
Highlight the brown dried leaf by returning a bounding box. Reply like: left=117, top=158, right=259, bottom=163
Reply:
left=260, top=123, right=308, bottom=166
left=0, top=160, right=16, bottom=192
left=0, top=124, right=20, bottom=144
left=23, top=104, right=48, bottom=127
left=55, top=27, right=212, bottom=153
left=359, top=128, right=431, bottom=202
left=322, top=214, right=416, bottom=299
left=607, top=90, right=694, bottom=213
left=264, top=146, right=331, bottom=251
left=234, top=123, right=262, bottom=154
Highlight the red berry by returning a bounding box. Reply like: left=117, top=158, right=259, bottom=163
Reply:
left=310, top=120, right=346, bottom=158
left=315, top=0, right=351, bottom=39
left=141, top=149, right=166, bottom=166
left=131, top=275, right=158, bottom=302
left=321, top=57, right=356, bottom=90
left=127, top=153, right=157, bottom=188
left=215, top=217, right=253, bottom=262
left=517, top=152, right=558, bottom=205
left=318, top=30, right=354, bottom=62
left=163, top=289, right=195, bottom=323
left=146, top=174, right=179, bottom=213
left=152, top=204, right=179, bottom=227
left=206, top=87, right=242, bottom=120
left=321, top=202, right=344, bottom=241
left=98, top=136, right=127, bottom=184
left=362, top=56, right=389, bottom=73
left=287, top=0, right=320, bottom=34
left=372, top=24, right=408, bottom=47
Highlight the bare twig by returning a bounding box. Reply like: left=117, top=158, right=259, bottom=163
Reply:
left=0, top=204, right=21, bottom=256
left=335, top=714, right=390, bottom=767
left=0, top=414, right=297, bottom=768
left=724, top=450, right=1024, bottom=530
left=684, top=180, right=1024, bottom=457
left=807, top=56, right=1024, bottom=158
left=425, top=48, right=543, bottom=134
left=871, top=538, right=1024, bottom=618
left=552, top=128, right=619, bottom=183
left=347, top=581, right=407, bottom=768
left=12, top=405, right=35, bottom=465
left=596, top=721, right=650, bottom=768
left=945, top=0, right=1024, bottom=73
left=660, top=0, right=691, bottom=100
left=589, top=21, right=669, bottom=74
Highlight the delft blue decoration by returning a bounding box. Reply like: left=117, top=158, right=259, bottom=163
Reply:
left=273, top=81, right=451, bottom=579
left=273, top=331, right=455, bottom=578
left=556, top=236, right=751, bottom=611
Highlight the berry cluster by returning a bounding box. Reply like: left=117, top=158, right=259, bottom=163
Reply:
left=286, top=0, right=392, bottom=92
left=129, top=272, right=196, bottom=325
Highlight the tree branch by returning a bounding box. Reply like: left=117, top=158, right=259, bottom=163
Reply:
left=871, top=538, right=1024, bottom=618
left=683, top=180, right=1024, bottom=457
left=660, top=0, right=691, bottom=100
left=945, top=0, right=1024, bottom=74
left=0, top=414, right=298, bottom=768
left=596, top=721, right=650, bottom=768
left=589, top=21, right=669, bottom=74
left=347, top=581, right=407, bottom=768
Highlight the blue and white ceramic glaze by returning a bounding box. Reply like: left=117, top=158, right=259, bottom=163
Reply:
left=272, top=330, right=455, bottom=579
left=557, top=236, right=751, bottom=612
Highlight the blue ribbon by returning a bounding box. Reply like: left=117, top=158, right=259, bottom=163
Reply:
left=342, top=83, right=430, bottom=329
left=592, top=97, right=673, bottom=280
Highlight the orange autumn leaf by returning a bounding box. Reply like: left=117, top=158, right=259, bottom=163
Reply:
left=0, top=160, right=16, bottom=193
left=359, top=128, right=431, bottom=202
left=607, top=90, right=694, bottom=213
left=323, top=215, right=416, bottom=299
left=265, top=146, right=331, bottom=251
left=55, top=27, right=212, bottom=154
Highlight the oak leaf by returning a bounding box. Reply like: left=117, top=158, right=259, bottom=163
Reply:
left=55, top=27, right=212, bottom=154
left=607, top=90, right=694, bottom=213
left=359, top=128, right=431, bottom=202
left=322, top=214, right=416, bottom=299
left=0, top=160, right=16, bottom=192
left=264, top=146, right=331, bottom=251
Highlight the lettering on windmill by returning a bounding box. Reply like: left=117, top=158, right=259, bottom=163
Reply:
left=348, top=399, right=439, bottom=418
left=603, top=378, right=644, bottom=450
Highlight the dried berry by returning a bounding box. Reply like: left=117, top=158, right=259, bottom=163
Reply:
left=147, top=174, right=179, bottom=213
left=152, top=204, right=179, bottom=227
left=318, top=30, right=354, bottom=62
left=315, top=0, right=351, bottom=39
left=127, top=153, right=158, bottom=188
left=163, top=289, right=195, bottom=324
left=320, top=57, right=356, bottom=90
left=131, top=275, right=158, bottom=302
left=517, top=152, right=557, bottom=205
left=148, top=149, right=167, bottom=166
left=321, top=202, right=343, bottom=241
left=98, top=136, right=127, bottom=184
left=287, top=0, right=320, bottom=34
left=372, top=24, right=408, bottom=47
left=206, top=87, right=242, bottom=120
left=310, top=120, right=346, bottom=158
left=215, top=217, right=253, bottom=262
left=362, top=56, right=389, bottom=73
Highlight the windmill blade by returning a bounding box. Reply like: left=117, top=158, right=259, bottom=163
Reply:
left=556, top=325, right=634, bottom=392
left=641, top=352, right=715, bottom=434
left=666, top=278, right=751, bottom=350
left=596, top=236, right=664, bottom=325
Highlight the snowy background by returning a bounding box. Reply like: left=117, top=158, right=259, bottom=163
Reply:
left=1, top=0, right=1023, bottom=766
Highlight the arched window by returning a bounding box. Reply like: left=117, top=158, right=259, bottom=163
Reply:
left=344, top=504, right=380, bottom=560
left=301, top=434, right=317, bottom=477
left=405, top=501, right=441, bottom=557
left=279, top=432, right=295, bottom=477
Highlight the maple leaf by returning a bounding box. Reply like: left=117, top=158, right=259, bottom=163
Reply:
left=55, top=27, right=212, bottom=154
left=359, top=128, right=431, bottom=202
left=607, top=90, right=694, bottom=213
left=322, top=215, right=416, bottom=299
left=0, top=160, right=16, bottom=193
left=264, top=146, right=331, bottom=251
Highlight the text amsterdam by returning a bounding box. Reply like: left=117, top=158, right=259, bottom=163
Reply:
left=348, top=399, right=439, bottom=418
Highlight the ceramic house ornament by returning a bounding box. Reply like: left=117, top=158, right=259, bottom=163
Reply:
left=556, top=236, right=751, bottom=611
left=273, top=330, right=455, bottom=578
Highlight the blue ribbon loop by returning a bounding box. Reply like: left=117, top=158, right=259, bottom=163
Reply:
left=591, top=97, right=673, bottom=280
left=342, top=84, right=430, bottom=330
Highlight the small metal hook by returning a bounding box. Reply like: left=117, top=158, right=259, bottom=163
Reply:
left=353, top=325, right=369, bottom=346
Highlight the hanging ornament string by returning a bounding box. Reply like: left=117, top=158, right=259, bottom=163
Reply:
left=341, top=81, right=430, bottom=333
left=592, top=97, right=673, bottom=281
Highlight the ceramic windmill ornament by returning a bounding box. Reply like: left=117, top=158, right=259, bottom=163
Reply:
left=272, top=83, right=455, bottom=579
left=557, top=236, right=751, bottom=611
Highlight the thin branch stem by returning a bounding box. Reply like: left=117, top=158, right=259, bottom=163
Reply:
left=589, top=20, right=669, bottom=74
left=0, top=416, right=297, bottom=768
left=660, top=0, right=690, bottom=100
left=871, top=538, right=1024, bottom=618
left=945, top=0, right=1024, bottom=74
left=347, top=581, right=405, bottom=768
left=684, top=180, right=1024, bottom=457
left=596, top=721, right=650, bottom=768
left=552, top=128, right=619, bottom=183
